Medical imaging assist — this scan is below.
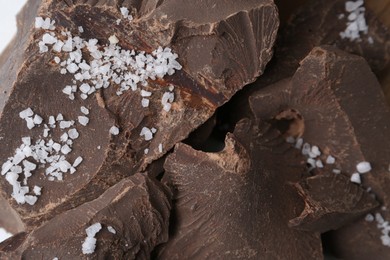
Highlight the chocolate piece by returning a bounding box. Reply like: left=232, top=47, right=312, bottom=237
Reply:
left=250, top=45, right=390, bottom=258
left=158, top=123, right=322, bottom=258
left=278, top=0, right=390, bottom=75
left=0, top=0, right=41, bottom=114
left=0, top=196, right=24, bottom=235
left=289, top=174, right=378, bottom=233
left=0, top=173, right=171, bottom=259
left=0, top=0, right=278, bottom=228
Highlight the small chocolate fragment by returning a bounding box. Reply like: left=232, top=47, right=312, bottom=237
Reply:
left=0, top=196, right=24, bottom=236
left=0, top=0, right=279, bottom=228
left=289, top=174, right=378, bottom=233
left=250, top=45, right=390, bottom=258
left=0, top=173, right=171, bottom=259
left=158, top=122, right=322, bottom=258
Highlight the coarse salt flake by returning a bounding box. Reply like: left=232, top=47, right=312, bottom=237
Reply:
left=350, top=173, right=361, bottom=184
left=109, top=126, right=120, bottom=136
left=356, top=161, right=372, bottom=174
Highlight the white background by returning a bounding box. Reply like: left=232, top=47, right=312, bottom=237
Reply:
left=0, top=0, right=28, bottom=54
left=0, top=0, right=27, bottom=242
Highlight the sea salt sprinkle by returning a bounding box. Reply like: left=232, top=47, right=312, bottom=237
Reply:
left=109, top=126, right=120, bottom=136
left=82, top=223, right=102, bottom=255
left=339, top=0, right=368, bottom=42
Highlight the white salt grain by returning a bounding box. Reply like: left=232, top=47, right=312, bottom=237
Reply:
left=68, top=129, right=79, bottom=139
left=33, top=114, right=43, bottom=125
left=82, top=237, right=97, bottom=255
left=107, top=226, right=116, bottom=234
left=350, top=173, right=361, bottom=184
left=326, top=155, right=336, bottom=164
left=61, top=145, right=72, bottom=155
left=19, top=108, right=34, bottom=119
left=108, top=35, right=119, bottom=44
left=315, top=160, right=324, bottom=168
left=54, top=57, right=61, bottom=64
left=141, top=98, right=149, bottom=108
left=365, top=213, right=374, bottom=222
left=109, top=126, right=120, bottom=136
left=86, top=223, right=102, bottom=237
left=356, top=161, right=372, bottom=174
left=158, top=143, right=163, bottom=153
left=78, top=116, right=89, bottom=126
left=144, top=148, right=149, bottom=154
left=33, top=186, right=42, bottom=196
left=73, top=156, right=83, bottom=167
left=80, top=106, right=89, bottom=115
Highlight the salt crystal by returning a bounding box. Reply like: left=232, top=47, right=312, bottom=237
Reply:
left=326, top=155, right=336, bottom=164
left=140, top=127, right=153, bottom=141
left=25, top=195, right=38, bottom=205
left=23, top=160, right=36, bottom=171
left=52, top=40, right=65, bottom=52
left=26, top=118, right=35, bottom=129
left=107, top=226, right=116, bottom=234
left=315, top=160, right=324, bottom=168
left=1, top=161, right=13, bottom=175
left=286, top=136, right=295, bottom=144
left=350, top=173, right=361, bottom=184
left=311, top=146, right=321, bottom=157
left=307, top=158, right=316, bottom=168
left=108, top=35, right=119, bottom=44
left=302, top=143, right=311, bottom=156
left=141, top=90, right=152, bottom=97
left=56, top=113, right=64, bottom=121
left=120, top=7, right=129, bottom=18
left=109, top=126, right=120, bottom=136
left=42, top=33, right=57, bottom=45
left=33, top=186, right=42, bottom=196
left=61, top=145, right=72, bottom=155
left=82, top=237, right=97, bottom=255
left=60, top=121, right=73, bottom=129
left=54, top=57, right=61, bottom=63
left=295, top=138, right=303, bottom=149
left=85, top=223, right=102, bottom=237
left=81, top=106, right=89, bottom=115
left=144, top=148, right=149, bottom=154
left=33, top=114, right=43, bottom=125
left=61, top=133, right=69, bottom=142
left=356, top=161, right=372, bottom=174
left=19, top=108, right=34, bottom=119
left=73, top=156, right=83, bottom=167
left=158, top=143, right=163, bottom=153
left=67, top=63, right=79, bottom=74
left=78, top=26, right=84, bottom=33
left=141, top=98, right=149, bottom=107
left=80, top=83, right=91, bottom=94
left=35, top=17, right=44, bottom=28
left=68, top=129, right=79, bottom=139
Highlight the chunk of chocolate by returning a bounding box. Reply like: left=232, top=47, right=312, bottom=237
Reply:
left=158, top=123, right=322, bottom=258
left=250, top=45, right=390, bottom=258
left=0, top=173, right=171, bottom=259
left=0, top=0, right=279, bottom=228
left=278, top=0, right=390, bottom=76
left=289, top=174, right=378, bottom=233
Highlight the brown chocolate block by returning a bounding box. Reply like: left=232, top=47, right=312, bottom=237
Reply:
left=158, top=123, right=323, bottom=258
left=0, top=173, right=171, bottom=259
left=250, top=45, right=390, bottom=258
left=290, top=174, right=378, bottom=233
left=0, top=0, right=279, bottom=228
